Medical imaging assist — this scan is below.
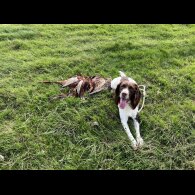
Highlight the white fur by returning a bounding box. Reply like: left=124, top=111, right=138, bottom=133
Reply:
left=0, top=154, right=4, bottom=161
left=120, top=88, right=129, bottom=98
left=119, top=71, right=127, bottom=77
left=111, top=71, right=143, bottom=150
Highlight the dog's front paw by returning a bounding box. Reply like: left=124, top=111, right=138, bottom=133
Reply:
left=131, top=141, right=138, bottom=150
left=137, top=137, right=144, bottom=148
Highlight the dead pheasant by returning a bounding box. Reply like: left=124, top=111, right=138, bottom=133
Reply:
left=41, top=75, right=111, bottom=99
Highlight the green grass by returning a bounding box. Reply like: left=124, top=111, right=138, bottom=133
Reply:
left=0, top=24, right=195, bottom=170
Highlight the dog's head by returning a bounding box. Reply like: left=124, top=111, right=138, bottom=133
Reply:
left=115, top=78, right=141, bottom=109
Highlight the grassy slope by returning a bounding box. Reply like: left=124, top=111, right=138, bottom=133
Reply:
left=0, top=24, right=194, bottom=170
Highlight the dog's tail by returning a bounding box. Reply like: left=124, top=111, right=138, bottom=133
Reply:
left=119, top=71, right=126, bottom=77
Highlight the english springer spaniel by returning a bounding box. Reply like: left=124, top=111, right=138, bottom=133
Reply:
left=111, top=71, right=143, bottom=150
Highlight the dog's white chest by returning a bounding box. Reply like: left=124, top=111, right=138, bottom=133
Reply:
left=118, top=104, right=138, bottom=119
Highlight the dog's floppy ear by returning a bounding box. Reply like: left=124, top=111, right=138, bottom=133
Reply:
left=111, top=77, right=121, bottom=90
left=115, top=82, right=121, bottom=105
left=131, top=84, right=141, bottom=109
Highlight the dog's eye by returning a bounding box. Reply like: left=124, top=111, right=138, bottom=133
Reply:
left=129, top=86, right=134, bottom=91
left=121, top=84, right=126, bottom=88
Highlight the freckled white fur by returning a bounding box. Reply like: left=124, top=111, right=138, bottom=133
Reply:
left=111, top=71, right=143, bottom=150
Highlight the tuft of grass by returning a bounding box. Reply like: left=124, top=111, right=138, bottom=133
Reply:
left=0, top=24, right=194, bottom=170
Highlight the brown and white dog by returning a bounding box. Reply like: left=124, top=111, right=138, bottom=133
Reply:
left=111, top=71, right=143, bottom=150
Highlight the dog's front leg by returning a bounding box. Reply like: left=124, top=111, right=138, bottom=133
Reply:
left=120, top=112, right=138, bottom=150
left=133, top=116, right=144, bottom=148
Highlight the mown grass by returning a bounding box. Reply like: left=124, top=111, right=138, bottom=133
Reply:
left=0, top=24, right=194, bottom=170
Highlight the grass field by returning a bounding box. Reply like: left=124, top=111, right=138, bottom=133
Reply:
left=0, top=24, right=194, bottom=170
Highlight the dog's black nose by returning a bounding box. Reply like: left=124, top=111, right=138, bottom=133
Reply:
left=122, top=92, right=127, bottom=97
